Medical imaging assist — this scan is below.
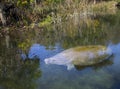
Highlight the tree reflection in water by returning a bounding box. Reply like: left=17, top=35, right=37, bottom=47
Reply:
left=0, top=48, right=41, bottom=89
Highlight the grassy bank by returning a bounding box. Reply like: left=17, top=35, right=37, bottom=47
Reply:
left=32, top=1, right=117, bottom=28
left=0, top=1, right=118, bottom=31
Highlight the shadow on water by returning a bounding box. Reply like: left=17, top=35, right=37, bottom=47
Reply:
left=75, top=58, right=113, bottom=71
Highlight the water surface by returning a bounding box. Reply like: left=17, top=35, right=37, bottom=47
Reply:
left=0, top=10, right=120, bottom=89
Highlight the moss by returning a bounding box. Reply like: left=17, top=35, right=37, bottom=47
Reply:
left=73, top=45, right=106, bottom=52
left=38, top=15, right=53, bottom=27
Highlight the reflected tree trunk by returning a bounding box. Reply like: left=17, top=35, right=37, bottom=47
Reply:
left=94, top=0, right=96, bottom=4
left=0, top=8, right=6, bottom=25
left=34, top=0, right=37, bottom=6
left=5, top=35, right=10, bottom=48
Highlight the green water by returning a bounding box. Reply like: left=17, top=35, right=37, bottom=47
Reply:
left=0, top=10, right=120, bottom=89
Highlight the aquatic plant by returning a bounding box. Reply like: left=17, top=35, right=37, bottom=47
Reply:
left=38, top=15, right=53, bottom=27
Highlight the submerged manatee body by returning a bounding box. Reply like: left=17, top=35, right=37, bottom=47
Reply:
left=44, top=45, right=112, bottom=70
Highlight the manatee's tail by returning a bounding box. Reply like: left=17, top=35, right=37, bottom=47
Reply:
left=107, top=43, right=120, bottom=55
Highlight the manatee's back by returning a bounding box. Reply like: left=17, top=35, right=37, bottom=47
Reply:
left=64, top=45, right=111, bottom=66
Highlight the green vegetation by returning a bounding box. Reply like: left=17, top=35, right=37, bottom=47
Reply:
left=0, top=0, right=118, bottom=28
left=38, top=15, right=53, bottom=27
left=0, top=0, right=120, bottom=55
left=73, top=45, right=106, bottom=52
left=0, top=1, right=120, bottom=89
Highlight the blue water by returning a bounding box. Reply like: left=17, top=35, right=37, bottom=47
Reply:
left=21, top=42, right=120, bottom=89
left=0, top=33, right=120, bottom=89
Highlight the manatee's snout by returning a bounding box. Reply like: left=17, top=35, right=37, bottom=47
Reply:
left=44, top=58, right=56, bottom=64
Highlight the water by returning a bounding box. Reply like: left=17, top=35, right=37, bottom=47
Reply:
left=0, top=10, right=120, bottom=89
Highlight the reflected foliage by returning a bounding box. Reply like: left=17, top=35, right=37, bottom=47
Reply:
left=0, top=37, right=41, bottom=89
left=0, top=60, right=41, bottom=89
left=1, top=10, right=120, bottom=50
left=0, top=56, right=41, bottom=89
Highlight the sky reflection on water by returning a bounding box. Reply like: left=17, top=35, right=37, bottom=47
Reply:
left=19, top=42, right=120, bottom=89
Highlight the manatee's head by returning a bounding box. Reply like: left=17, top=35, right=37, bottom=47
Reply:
left=44, top=57, right=74, bottom=70
left=44, top=58, right=56, bottom=64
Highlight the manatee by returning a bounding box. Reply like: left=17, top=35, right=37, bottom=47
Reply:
left=44, top=45, right=112, bottom=70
